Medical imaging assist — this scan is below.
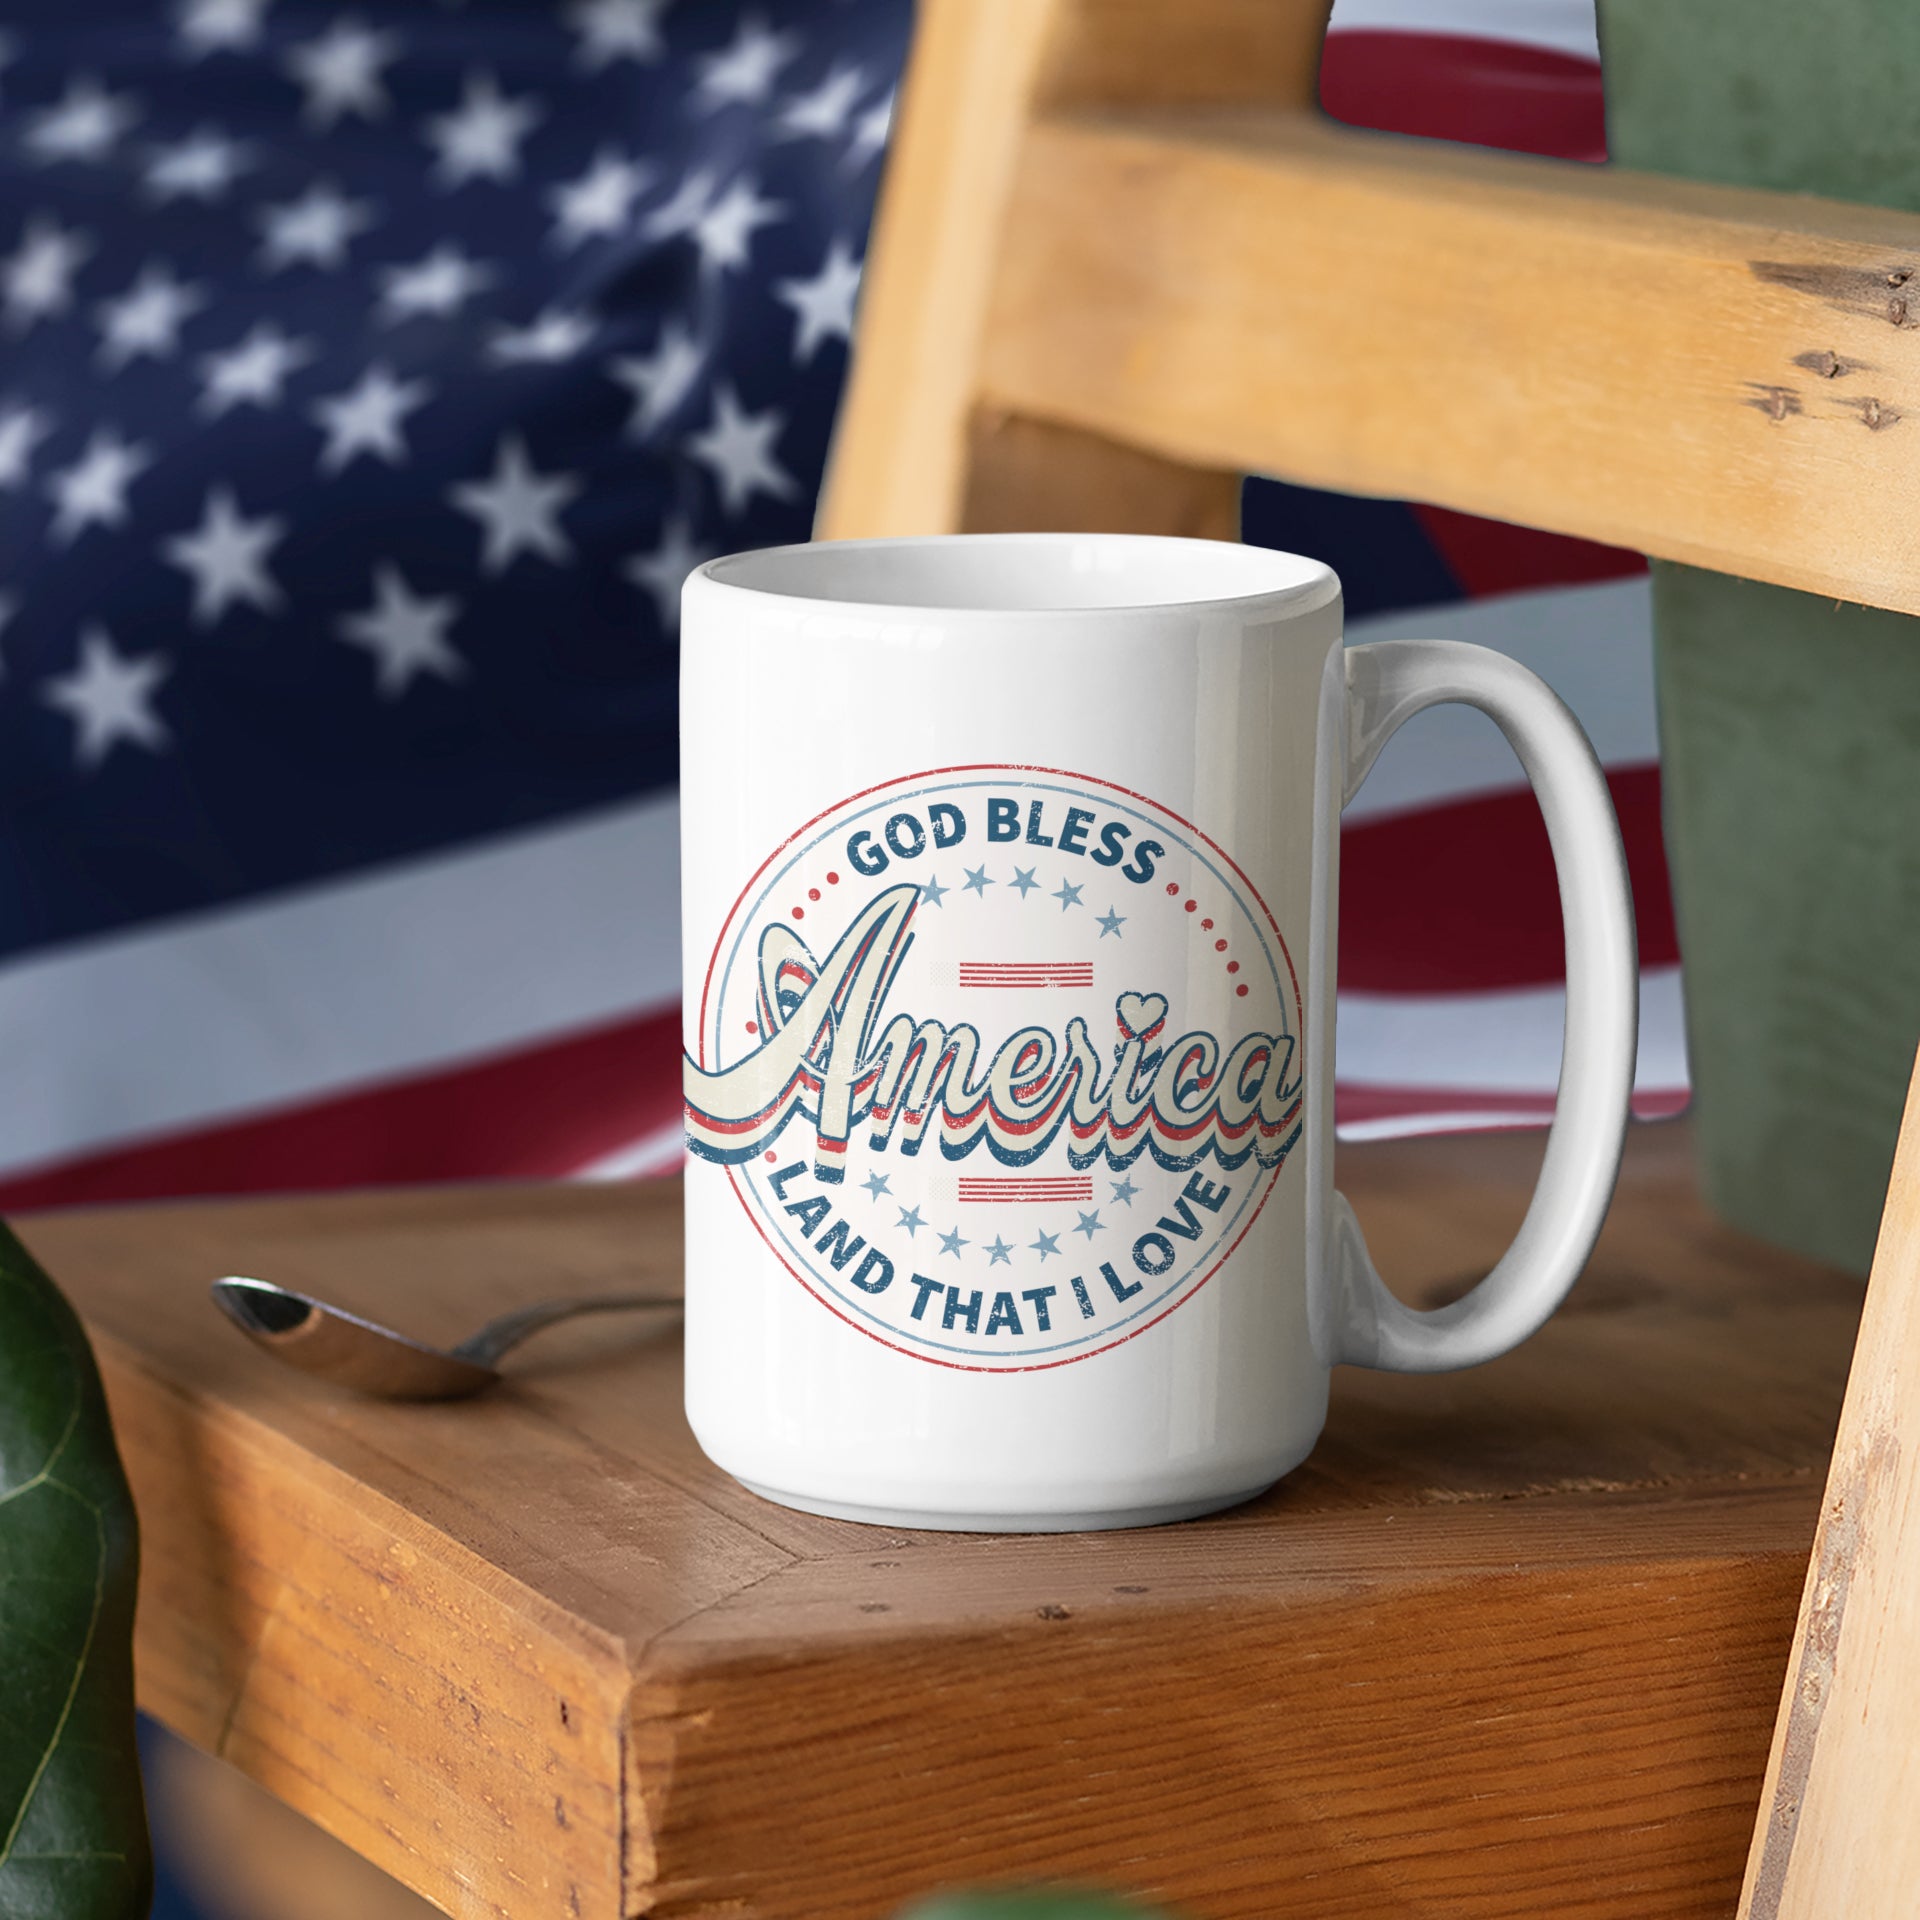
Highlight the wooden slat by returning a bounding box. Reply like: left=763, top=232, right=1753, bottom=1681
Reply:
left=25, top=1121, right=1873, bottom=1919
left=981, top=108, right=1920, bottom=613
left=1739, top=1052, right=1920, bottom=1918
left=816, top=0, right=1328, bottom=542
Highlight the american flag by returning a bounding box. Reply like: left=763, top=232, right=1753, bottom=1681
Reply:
left=0, top=0, right=1679, bottom=1224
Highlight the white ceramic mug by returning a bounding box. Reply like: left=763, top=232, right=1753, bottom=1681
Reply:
left=680, top=534, right=1636, bottom=1531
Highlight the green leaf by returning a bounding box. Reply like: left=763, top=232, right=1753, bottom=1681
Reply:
left=899, top=1896, right=1177, bottom=1920
left=0, top=1219, right=151, bottom=1919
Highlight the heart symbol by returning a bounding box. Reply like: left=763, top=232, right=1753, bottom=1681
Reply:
left=1115, top=991, right=1169, bottom=1042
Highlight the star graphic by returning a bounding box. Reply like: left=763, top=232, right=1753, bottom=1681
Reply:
left=641, top=166, right=718, bottom=241
left=776, top=63, right=866, bottom=140
left=861, top=1170, right=891, bottom=1200
left=1009, top=866, right=1039, bottom=898
left=896, top=1206, right=925, bottom=1238
left=626, top=515, right=713, bottom=634
left=849, top=89, right=895, bottom=168
left=96, top=266, right=205, bottom=370
left=1029, top=1229, right=1061, bottom=1261
left=611, top=320, right=704, bottom=439
left=550, top=149, right=652, bottom=248
left=775, top=237, right=862, bottom=363
left=1053, top=879, right=1085, bottom=911
left=962, top=865, right=994, bottom=896
left=24, top=78, right=138, bottom=166
left=144, top=127, right=253, bottom=202
left=568, top=0, right=669, bottom=69
left=0, top=400, right=53, bottom=489
left=918, top=874, right=950, bottom=908
left=337, top=566, right=464, bottom=697
left=985, top=1235, right=1014, bottom=1267
left=257, top=181, right=375, bottom=272
left=487, top=308, right=595, bottom=366
left=452, top=436, right=581, bottom=573
left=1074, top=1209, right=1104, bottom=1240
left=3, top=217, right=92, bottom=333
left=694, top=17, right=800, bottom=110
left=45, top=429, right=151, bottom=542
left=379, top=245, right=494, bottom=323
left=1097, top=907, right=1126, bottom=938
left=286, top=19, right=398, bottom=126
left=311, top=364, right=429, bottom=473
left=176, top=0, right=270, bottom=57
left=198, top=323, right=315, bottom=416
left=162, top=487, right=285, bottom=626
left=426, top=73, right=542, bottom=187
left=687, top=384, right=798, bottom=515
left=692, top=175, right=784, bottom=276
left=937, top=1227, right=968, bottom=1259
left=42, top=628, right=171, bottom=768
left=1110, top=1176, right=1139, bottom=1207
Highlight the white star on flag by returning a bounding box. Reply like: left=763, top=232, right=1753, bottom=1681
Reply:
left=286, top=18, right=399, bottom=126
left=626, top=515, right=713, bottom=631
left=451, top=437, right=581, bottom=572
left=549, top=150, right=653, bottom=248
left=775, top=238, right=861, bottom=363
left=162, top=488, right=286, bottom=626
left=175, top=0, right=271, bottom=57
left=686, top=384, right=798, bottom=514
left=569, top=0, right=669, bottom=70
left=311, top=364, right=430, bottom=472
left=694, top=17, right=800, bottom=110
left=24, top=78, right=139, bottom=166
left=143, top=127, right=254, bottom=203
left=96, top=265, right=207, bottom=369
left=257, top=182, right=375, bottom=272
left=849, top=89, right=894, bottom=169
left=692, top=175, right=784, bottom=275
left=338, top=566, right=466, bottom=697
left=640, top=167, right=717, bottom=241
left=378, top=244, right=495, bottom=323
left=198, top=323, right=316, bottom=415
left=611, top=319, right=704, bottom=438
left=487, top=309, right=595, bottom=366
left=775, top=64, right=865, bottom=140
left=46, top=428, right=152, bottom=542
left=3, top=217, right=93, bottom=333
left=0, top=400, right=55, bottom=489
left=425, top=73, right=543, bottom=188
left=42, top=628, right=172, bottom=768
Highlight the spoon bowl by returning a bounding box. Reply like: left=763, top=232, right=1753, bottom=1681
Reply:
left=211, top=1275, right=679, bottom=1400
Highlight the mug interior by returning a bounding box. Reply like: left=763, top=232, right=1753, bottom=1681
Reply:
left=702, top=533, right=1334, bottom=615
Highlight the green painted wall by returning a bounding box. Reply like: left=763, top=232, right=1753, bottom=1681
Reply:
left=1601, top=0, right=1920, bottom=1272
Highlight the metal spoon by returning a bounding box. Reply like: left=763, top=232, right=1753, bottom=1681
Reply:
left=210, top=1275, right=679, bottom=1401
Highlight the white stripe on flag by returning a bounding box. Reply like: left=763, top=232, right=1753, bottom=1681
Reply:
left=1328, top=0, right=1601, bottom=62
left=0, top=793, right=681, bottom=1175
left=1341, top=577, right=1655, bottom=822
left=1336, top=964, right=1688, bottom=1098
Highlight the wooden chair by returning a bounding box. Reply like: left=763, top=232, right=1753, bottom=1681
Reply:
left=820, top=0, right=1920, bottom=621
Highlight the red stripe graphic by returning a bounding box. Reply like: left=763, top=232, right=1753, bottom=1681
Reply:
left=959, top=1176, right=1094, bottom=1203
left=959, top=962, right=1094, bottom=987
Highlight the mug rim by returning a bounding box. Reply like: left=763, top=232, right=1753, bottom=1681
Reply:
left=690, top=532, right=1341, bottom=624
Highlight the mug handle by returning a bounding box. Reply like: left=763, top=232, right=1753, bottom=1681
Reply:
left=1325, top=638, right=1639, bottom=1372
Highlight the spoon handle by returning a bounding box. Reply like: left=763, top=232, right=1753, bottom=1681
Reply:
left=450, top=1291, right=680, bottom=1367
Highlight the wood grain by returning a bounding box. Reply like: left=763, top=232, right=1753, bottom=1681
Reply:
left=1738, top=1052, right=1920, bottom=1918
left=980, top=107, right=1920, bottom=613
left=25, top=1121, right=1867, bottom=1919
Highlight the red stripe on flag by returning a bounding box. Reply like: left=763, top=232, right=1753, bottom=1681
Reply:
left=959, top=1176, right=1094, bottom=1202
left=0, top=1004, right=684, bottom=1212
left=1412, top=503, right=1647, bottom=599
left=1339, top=764, right=1676, bottom=994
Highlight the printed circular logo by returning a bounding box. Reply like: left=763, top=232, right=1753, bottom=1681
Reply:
left=686, top=767, right=1304, bottom=1370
